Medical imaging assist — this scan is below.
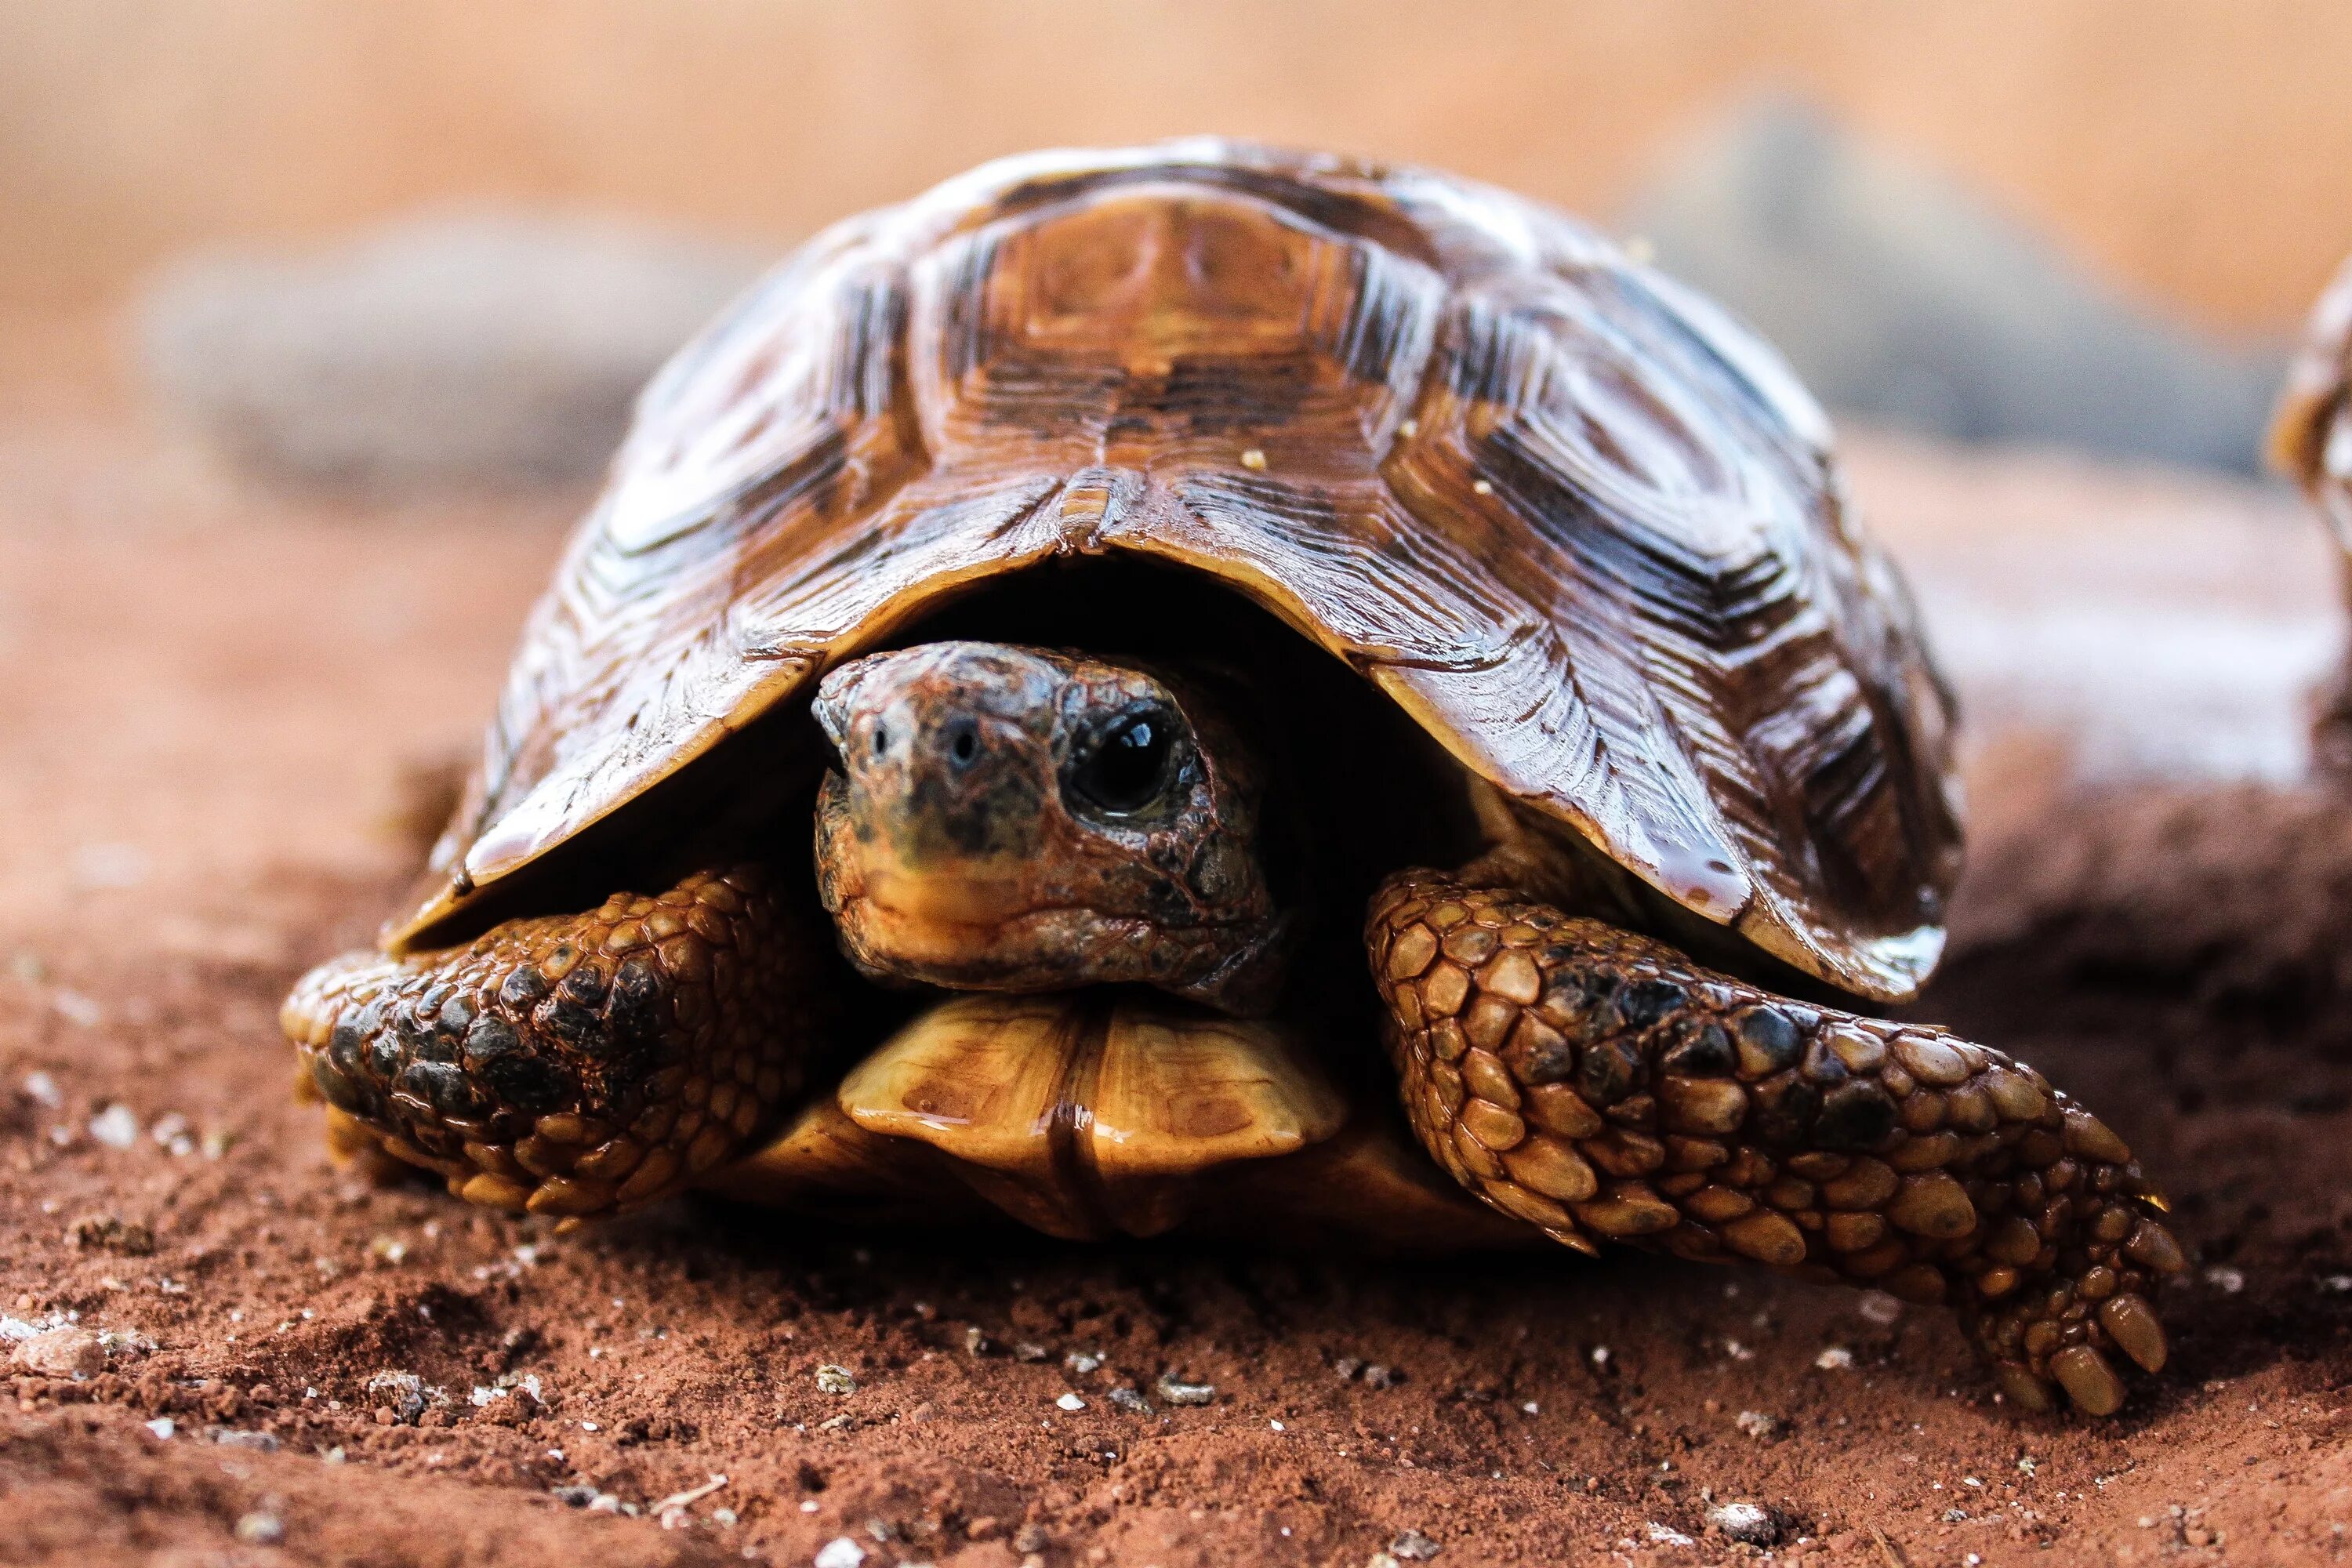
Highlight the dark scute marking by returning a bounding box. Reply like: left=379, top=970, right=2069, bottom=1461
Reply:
left=1748, top=1074, right=1823, bottom=1146
left=310, top=1057, right=365, bottom=1113
left=396, top=1059, right=487, bottom=1120
left=1801, top=1036, right=1850, bottom=1086
left=1732, top=1005, right=1802, bottom=1073
left=1817, top=1080, right=1898, bottom=1151
left=1618, top=979, right=1687, bottom=1032
left=480, top=1053, right=574, bottom=1116
left=606, top=957, right=667, bottom=1047
left=363, top=1000, right=402, bottom=1079
left=1563, top=969, right=1624, bottom=1040
left=394, top=999, right=439, bottom=1058
left=463, top=1016, right=521, bottom=1067
left=1661, top=1021, right=1736, bottom=1077
left=328, top=1022, right=370, bottom=1077
left=1533, top=974, right=1591, bottom=1033
left=1577, top=1036, right=1642, bottom=1105
left=1505, top=1027, right=1577, bottom=1087
left=499, top=967, right=551, bottom=1011
left=437, top=994, right=476, bottom=1036
left=539, top=996, right=611, bottom=1055
left=557, top=966, right=608, bottom=1009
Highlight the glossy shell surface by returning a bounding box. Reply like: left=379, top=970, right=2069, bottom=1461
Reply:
left=400, top=140, right=1962, bottom=1001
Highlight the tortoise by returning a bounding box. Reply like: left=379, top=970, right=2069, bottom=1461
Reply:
left=2271, top=253, right=2352, bottom=773
left=282, top=140, right=2183, bottom=1417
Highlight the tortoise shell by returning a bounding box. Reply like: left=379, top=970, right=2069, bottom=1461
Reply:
left=397, top=140, right=1962, bottom=1003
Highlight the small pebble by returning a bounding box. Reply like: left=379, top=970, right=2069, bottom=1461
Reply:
left=1055, top=1392, right=1086, bottom=1411
left=1734, top=1410, right=1785, bottom=1440
left=1814, top=1347, right=1855, bottom=1370
left=143, top=1417, right=174, bottom=1439
left=1858, top=1291, right=1904, bottom=1325
left=813, top=1537, right=866, bottom=1568
left=1707, top=1501, right=1780, bottom=1546
left=1107, top=1386, right=1152, bottom=1414
left=234, top=1512, right=284, bottom=1546
left=1154, top=1374, right=1216, bottom=1406
left=815, top=1365, right=858, bottom=1395
left=13, top=1327, right=102, bottom=1377
left=87, top=1105, right=139, bottom=1149
left=21, top=1071, right=59, bottom=1108
left=1388, top=1529, right=1441, bottom=1560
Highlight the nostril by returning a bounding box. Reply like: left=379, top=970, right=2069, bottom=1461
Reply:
left=944, top=715, right=980, bottom=768
left=869, top=723, right=891, bottom=760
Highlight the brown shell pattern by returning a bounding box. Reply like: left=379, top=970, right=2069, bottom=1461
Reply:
left=398, top=140, right=1962, bottom=1002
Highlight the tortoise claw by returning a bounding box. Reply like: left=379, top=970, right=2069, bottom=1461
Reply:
left=2050, top=1345, right=2128, bottom=1416
left=2100, top=1292, right=2169, bottom=1373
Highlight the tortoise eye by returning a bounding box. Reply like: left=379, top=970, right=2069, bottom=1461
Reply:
left=1069, top=709, right=1179, bottom=817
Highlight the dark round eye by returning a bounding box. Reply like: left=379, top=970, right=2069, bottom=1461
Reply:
left=1069, top=710, right=1178, bottom=815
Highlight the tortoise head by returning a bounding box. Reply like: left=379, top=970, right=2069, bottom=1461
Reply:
left=811, top=641, right=1294, bottom=1015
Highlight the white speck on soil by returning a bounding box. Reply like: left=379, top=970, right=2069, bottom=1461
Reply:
left=86, top=1104, right=137, bottom=1149
left=814, top=1537, right=866, bottom=1568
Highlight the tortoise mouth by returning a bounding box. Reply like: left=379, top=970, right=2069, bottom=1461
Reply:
left=707, top=985, right=1529, bottom=1246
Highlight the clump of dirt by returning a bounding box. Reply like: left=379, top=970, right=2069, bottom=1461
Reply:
left=7, top=419, right=2352, bottom=1565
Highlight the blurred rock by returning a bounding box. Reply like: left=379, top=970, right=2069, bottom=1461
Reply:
left=1847, top=432, right=2339, bottom=787
left=137, top=212, right=762, bottom=492
left=1627, top=96, right=2288, bottom=473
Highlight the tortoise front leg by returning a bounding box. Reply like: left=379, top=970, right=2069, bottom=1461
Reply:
left=281, top=866, right=835, bottom=1218
left=1367, top=871, right=2187, bottom=1416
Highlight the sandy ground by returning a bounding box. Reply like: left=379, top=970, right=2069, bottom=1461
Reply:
left=8, top=405, right=2352, bottom=1566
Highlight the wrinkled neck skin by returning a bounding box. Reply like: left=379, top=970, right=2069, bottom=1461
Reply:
left=811, top=641, right=1295, bottom=1016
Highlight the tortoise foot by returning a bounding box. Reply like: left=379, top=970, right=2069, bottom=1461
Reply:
left=281, top=865, right=829, bottom=1217
left=1367, top=870, right=2188, bottom=1417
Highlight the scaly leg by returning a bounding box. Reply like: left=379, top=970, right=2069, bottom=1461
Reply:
left=281, top=866, right=836, bottom=1217
left=1367, top=871, right=2186, bottom=1416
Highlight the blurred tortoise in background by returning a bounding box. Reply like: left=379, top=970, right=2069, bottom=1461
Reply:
left=2272, top=256, right=2352, bottom=775
left=283, top=140, right=2183, bottom=1416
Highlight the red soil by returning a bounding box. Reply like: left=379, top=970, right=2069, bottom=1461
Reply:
left=5, top=415, right=2352, bottom=1565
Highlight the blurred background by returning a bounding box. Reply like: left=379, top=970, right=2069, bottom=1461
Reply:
left=4, top=0, right=2351, bottom=927
left=9, top=1, right=2352, bottom=454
